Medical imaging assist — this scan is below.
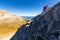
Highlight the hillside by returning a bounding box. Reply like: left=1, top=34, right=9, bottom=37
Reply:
left=11, top=2, right=60, bottom=40
left=0, top=10, right=28, bottom=40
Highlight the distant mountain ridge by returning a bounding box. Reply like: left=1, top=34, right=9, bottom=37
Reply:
left=0, top=10, right=28, bottom=40
left=11, top=2, right=60, bottom=40
left=22, top=16, right=34, bottom=19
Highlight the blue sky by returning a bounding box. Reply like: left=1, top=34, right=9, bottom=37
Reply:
left=0, top=0, right=60, bottom=16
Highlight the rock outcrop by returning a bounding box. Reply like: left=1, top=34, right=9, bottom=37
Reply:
left=11, top=2, right=60, bottom=40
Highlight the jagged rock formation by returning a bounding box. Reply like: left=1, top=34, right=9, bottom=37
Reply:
left=11, top=2, right=60, bottom=40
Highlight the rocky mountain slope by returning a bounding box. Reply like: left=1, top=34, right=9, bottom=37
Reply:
left=11, top=2, right=60, bottom=40
left=0, top=10, right=28, bottom=40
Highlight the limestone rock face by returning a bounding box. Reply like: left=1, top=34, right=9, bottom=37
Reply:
left=11, top=2, right=60, bottom=40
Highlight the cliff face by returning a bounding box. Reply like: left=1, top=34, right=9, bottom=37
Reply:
left=11, top=2, right=60, bottom=40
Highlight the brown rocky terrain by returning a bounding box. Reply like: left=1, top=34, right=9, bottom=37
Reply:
left=0, top=10, right=28, bottom=40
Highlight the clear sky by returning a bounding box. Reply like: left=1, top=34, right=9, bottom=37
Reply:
left=0, top=0, right=60, bottom=16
